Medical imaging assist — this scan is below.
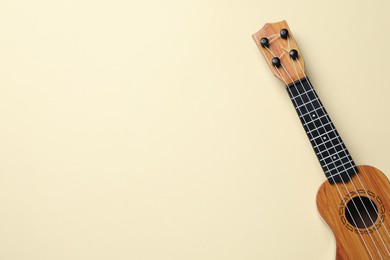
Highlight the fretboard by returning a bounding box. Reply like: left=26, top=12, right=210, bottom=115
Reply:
left=286, top=77, right=357, bottom=184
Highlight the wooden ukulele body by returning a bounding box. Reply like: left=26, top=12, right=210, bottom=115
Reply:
left=317, top=165, right=390, bottom=259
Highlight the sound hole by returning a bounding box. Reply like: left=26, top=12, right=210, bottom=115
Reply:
left=345, top=196, right=378, bottom=229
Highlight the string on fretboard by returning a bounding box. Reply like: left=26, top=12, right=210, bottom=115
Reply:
left=286, top=77, right=357, bottom=183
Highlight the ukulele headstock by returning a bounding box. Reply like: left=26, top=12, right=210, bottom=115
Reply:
left=252, top=20, right=305, bottom=85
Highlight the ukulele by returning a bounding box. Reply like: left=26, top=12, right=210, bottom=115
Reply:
left=252, top=20, right=390, bottom=259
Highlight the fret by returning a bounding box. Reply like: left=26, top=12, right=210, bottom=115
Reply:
left=326, top=165, right=357, bottom=180
left=309, top=128, right=337, bottom=141
left=289, top=83, right=312, bottom=96
left=310, top=129, right=338, bottom=144
left=291, top=88, right=315, bottom=101
left=315, top=138, right=342, bottom=152
left=299, top=106, right=326, bottom=121
left=315, top=143, right=344, bottom=158
left=316, top=144, right=347, bottom=162
left=299, top=106, right=324, bottom=118
left=313, top=135, right=340, bottom=149
left=306, top=121, right=332, bottom=135
left=296, top=98, right=320, bottom=109
left=320, top=152, right=352, bottom=170
left=303, top=114, right=328, bottom=126
left=311, top=123, right=334, bottom=137
left=296, top=97, right=320, bottom=109
left=322, top=153, right=352, bottom=169
left=324, top=165, right=355, bottom=178
left=319, top=147, right=348, bottom=162
left=323, top=156, right=354, bottom=172
left=286, top=77, right=357, bottom=184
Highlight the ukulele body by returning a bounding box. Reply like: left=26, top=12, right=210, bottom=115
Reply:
left=317, top=165, right=390, bottom=259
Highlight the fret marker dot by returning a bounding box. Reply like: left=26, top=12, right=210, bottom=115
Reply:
left=323, top=137, right=327, bottom=140
left=312, top=114, right=316, bottom=117
left=333, top=156, right=337, bottom=159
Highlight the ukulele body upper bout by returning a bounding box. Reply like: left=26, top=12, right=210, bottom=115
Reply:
left=317, top=165, right=390, bottom=259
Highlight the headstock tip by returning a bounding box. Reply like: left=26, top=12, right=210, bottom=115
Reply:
left=252, top=20, right=305, bottom=85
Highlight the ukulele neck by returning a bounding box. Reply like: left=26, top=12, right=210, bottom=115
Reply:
left=286, top=77, right=357, bottom=184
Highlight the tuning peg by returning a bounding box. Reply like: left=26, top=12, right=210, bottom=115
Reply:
left=272, top=57, right=281, bottom=67
left=280, top=29, right=289, bottom=39
left=289, top=49, right=299, bottom=59
left=260, top=38, right=269, bottom=48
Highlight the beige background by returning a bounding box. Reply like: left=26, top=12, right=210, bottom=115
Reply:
left=0, top=0, right=389, bottom=259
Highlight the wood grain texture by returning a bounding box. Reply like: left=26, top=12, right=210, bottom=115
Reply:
left=317, top=165, right=390, bottom=259
left=252, top=20, right=305, bottom=85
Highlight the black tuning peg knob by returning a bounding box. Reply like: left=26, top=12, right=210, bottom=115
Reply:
left=272, top=57, right=281, bottom=67
left=289, top=49, right=299, bottom=59
left=280, top=29, right=289, bottom=39
left=260, top=37, right=269, bottom=48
